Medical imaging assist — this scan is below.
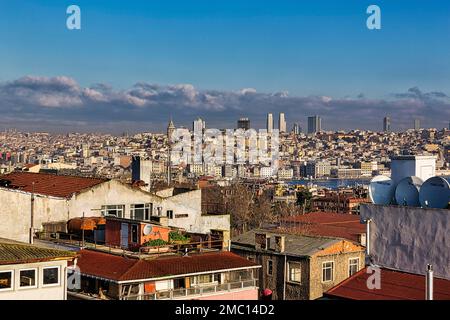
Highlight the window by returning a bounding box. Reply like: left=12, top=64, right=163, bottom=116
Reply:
left=175, top=214, right=188, bottom=218
left=288, top=262, right=301, bottom=283
left=43, top=267, right=60, bottom=286
left=349, top=258, right=360, bottom=277
left=167, top=210, right=174, bottom=219
left=131, top=224, right=138, bottom=243
left=267, top=260, right=273, bottom=276
left=101, top=205, right=125, bottom=218
left=20, top=269, right=37, bottom=288
left=130, top=203, right=152, bottom=221
left=322, top=262, right=334, bottom=282
left=0, top=271, right=13, bottom=291
left=197, top=274, right=214, bottom=284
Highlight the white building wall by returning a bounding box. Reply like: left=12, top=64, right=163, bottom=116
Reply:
left=391, top=156, right=436, bottom=184
left=361, top=204, right=450, bottom=280
left=163, top=189, right=229, bottom=234
left=0, top=189, right=68, bottom=243
left=1, top=180, right=230, bottom=242
left=0, top=260, right=68, bottom=300
left=68, top=180, right=165, bottom=219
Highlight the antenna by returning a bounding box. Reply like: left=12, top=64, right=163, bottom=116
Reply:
left=419, top=176, right=450, bottom=209
left=394, top=176, right=423, bottom=207
left=143, top=224, right=153, bottom=236
left=369, top=175, right=395, bottom=205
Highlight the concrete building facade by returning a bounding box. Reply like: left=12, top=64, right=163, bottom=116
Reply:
left=0, top=172, right=229, bottom=243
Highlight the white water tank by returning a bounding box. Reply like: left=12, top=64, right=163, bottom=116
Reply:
left=390, top=155, right=436, bottom=185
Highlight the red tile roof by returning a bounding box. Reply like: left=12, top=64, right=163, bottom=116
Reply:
left=0, top=172, right=108, bottom=198
left=278, top=212, right=365, bottom=243
left=325, top=267, right=450, bottom=300
left=76, top=249, right=259, bottom=282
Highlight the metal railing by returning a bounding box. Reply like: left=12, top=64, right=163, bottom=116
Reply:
left=36, top=231, right=225, bottom=257
left=121, top=279, right=258, bottom=300
left=138, top=239, right=225, bottom=256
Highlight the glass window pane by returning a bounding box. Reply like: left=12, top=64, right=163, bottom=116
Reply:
left=43, top=267, right=59, bottom=285
left=322, top=262, right=333, bottom=282
left=20, top=269, right=36, bottom=287
left=0, top=271, right=12, bottom=289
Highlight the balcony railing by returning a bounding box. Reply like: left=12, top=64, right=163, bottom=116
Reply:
left=121, top=279, right=258, bottom=300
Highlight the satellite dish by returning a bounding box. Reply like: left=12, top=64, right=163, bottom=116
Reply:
left=419, top=176, right=450, bottom=209
left=143, top=224, right=153, bottom=236
left=395, top=176, right=423, bottom=207
left=369, top=175, right=395, bottom=205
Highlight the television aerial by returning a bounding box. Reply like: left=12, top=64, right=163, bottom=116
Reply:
left=395, top=176, right=423, bottom=207
left=369, top=175, right=395, bottom=205
left=419, top=176, right=450, bottom=209
left=143, top=224, right=153, bottom=236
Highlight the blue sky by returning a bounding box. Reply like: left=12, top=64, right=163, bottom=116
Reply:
left=0, top=1, right=449, bottom=132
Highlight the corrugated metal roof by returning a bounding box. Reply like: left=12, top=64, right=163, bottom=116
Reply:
left=232, top=229, right=340, bottom=257
left=279, top=212, right=365, bottom=243
left=0, top=241, right=76, bottom=265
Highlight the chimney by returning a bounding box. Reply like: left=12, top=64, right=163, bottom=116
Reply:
left=426, top=264, right=433, bottom=300
left=274, top=235, right=285, bottom=253
left=359, top=233, right=367, bottom=247
left=255, top=233, right=269, bottom=250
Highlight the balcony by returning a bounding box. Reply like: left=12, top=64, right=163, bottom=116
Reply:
left=121, top=279, right=259, bottom=300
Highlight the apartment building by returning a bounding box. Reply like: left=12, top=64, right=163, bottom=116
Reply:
left=0, top=239, right=76, bottom=300
left=325, top=204, right=450, bottom=300
left=71, top=249, right=261, bottom=300
left=231, top=230, right=365, bottom=300
left=0, top=172, right=229, bottom=243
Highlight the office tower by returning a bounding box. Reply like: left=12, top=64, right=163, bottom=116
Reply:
left=383, top=117, right=391, bottom=132
left=237, top=118, right=250, bottom=130
left=307, top=115, right=322, bottom=134
left=267, top=113, right=273, bottom=133
left=414, top=119, right=421, bottom=131
left=293, top=123, right=300, bottom=135
left=193, top=117, right=206, bottom=133
left=279, top=113, right=287, bottom=133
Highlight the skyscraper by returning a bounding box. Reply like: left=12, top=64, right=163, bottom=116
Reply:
left=414, top=119, right=421, bottom=131
left=279, top=113, right=286, bottom=133
left=383, top=117, right=391, bottom=132
left=193, top=117, right=206, bottom=133
left=293, top=123, right=300, bottom=135
left=237, top=118, right=250, bottom=130
left=267, top=113, right=273, bottom=133
left=307, top=116, right=322, bottom=134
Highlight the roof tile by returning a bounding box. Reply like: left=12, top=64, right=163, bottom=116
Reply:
left=0, top=172, right=108, bottom=198
left=76, top=250, right=259, bottom=282
left=325, top=267, right=450, bottom=300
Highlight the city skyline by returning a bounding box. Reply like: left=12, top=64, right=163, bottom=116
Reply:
left=0, top=1, right=449, bottom=133
left=0, top=1, right=449, bottom=305
left=0, top=75, right=449, bottom=134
